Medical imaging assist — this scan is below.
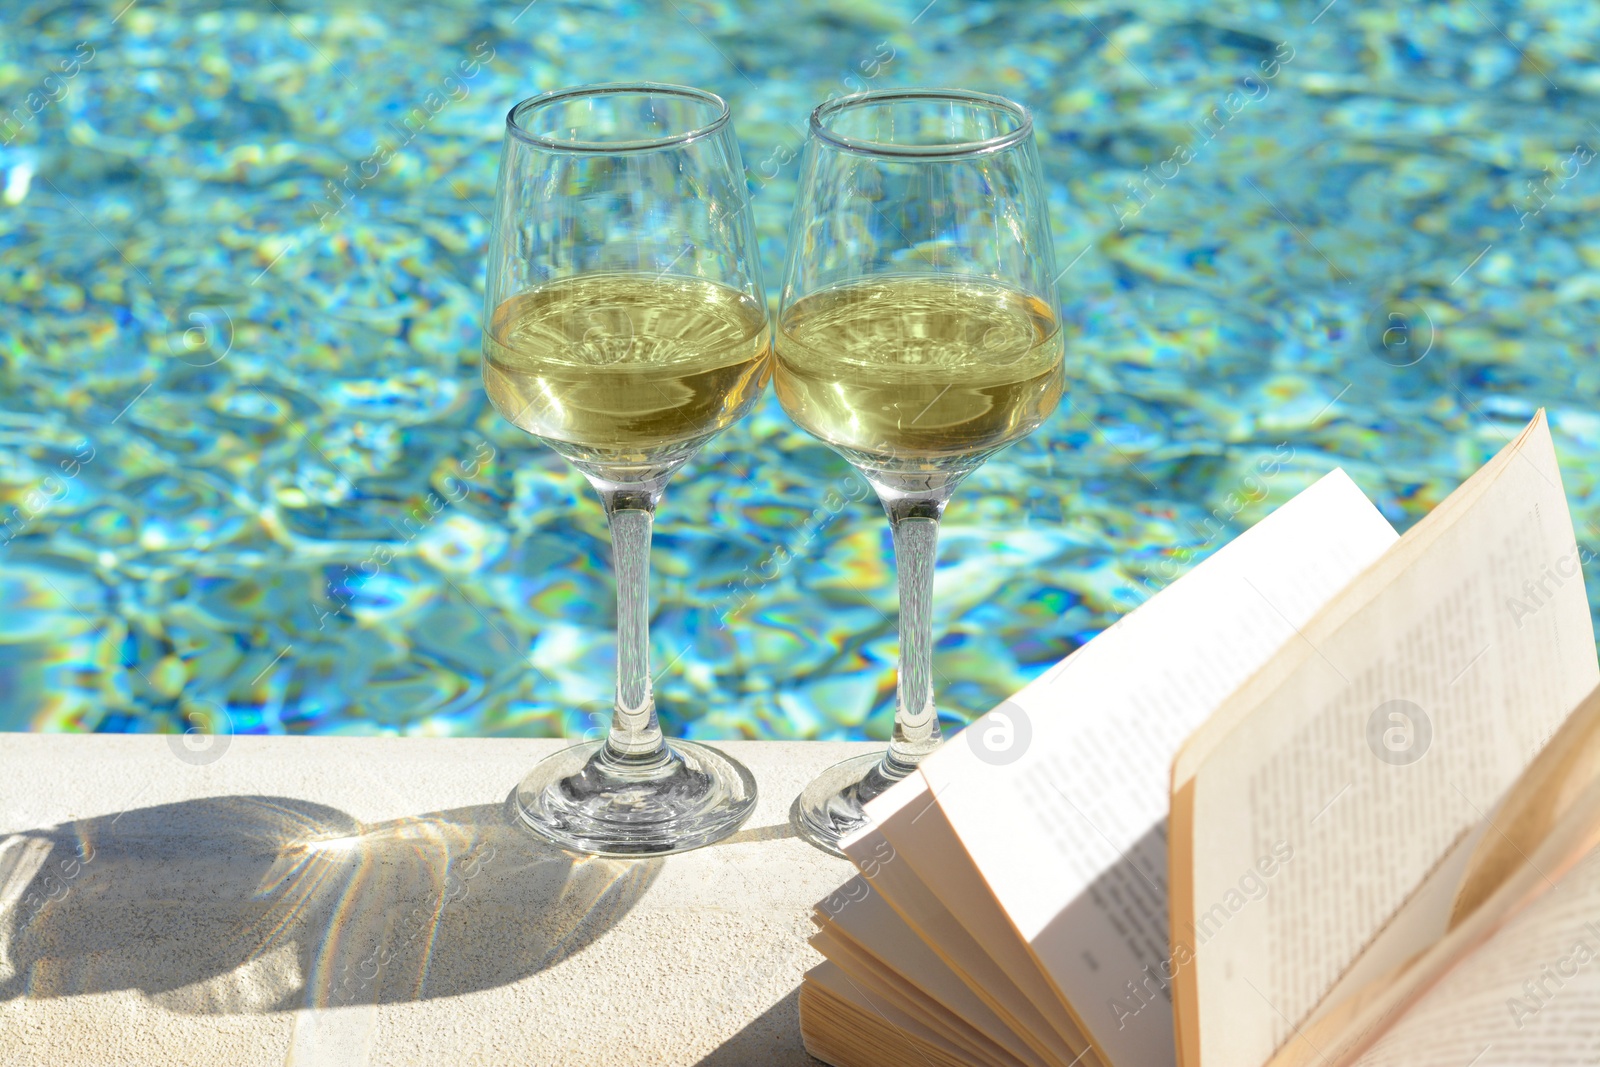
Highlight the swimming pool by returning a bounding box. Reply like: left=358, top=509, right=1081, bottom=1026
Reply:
left=2, top=0, right=1597, bottom=741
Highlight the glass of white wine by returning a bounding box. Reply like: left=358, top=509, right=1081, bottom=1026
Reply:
left=483, top=84, right=766, bottom=855
left=777, top=89, right=1063, bottom=855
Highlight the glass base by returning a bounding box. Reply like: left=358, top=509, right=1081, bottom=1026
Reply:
left=790, top=750, right=912, bottom=858
left=514, top=739, right=757, bottom=857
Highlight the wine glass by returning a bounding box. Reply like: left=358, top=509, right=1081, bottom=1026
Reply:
left=776, top=89, right=1063, bottom=855
left=483, top=83, right=767, bottom=856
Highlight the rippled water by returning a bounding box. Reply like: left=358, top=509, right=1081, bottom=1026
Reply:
left=2, top=0, right=1598, bottom=741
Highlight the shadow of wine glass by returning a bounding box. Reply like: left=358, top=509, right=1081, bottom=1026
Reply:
left=0, top=792, right=660, bottom=1012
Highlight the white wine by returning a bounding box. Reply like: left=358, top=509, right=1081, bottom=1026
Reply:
left=483, top=273, right=770, bottom=460
left=775, top=276, right=1063, bottom=464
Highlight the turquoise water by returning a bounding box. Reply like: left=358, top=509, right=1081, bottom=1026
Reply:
left=2, top=1, right=1598, bottom=741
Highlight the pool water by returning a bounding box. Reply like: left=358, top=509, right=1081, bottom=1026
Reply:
left=2, top=0, right=1598, bottom=741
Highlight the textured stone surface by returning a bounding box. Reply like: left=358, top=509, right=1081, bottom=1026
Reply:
left=0, top=735, right=872, bottom=1066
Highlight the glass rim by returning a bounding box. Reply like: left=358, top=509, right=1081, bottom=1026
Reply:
left=809, top=87, right=1034, bottom=159
left=506, top=81, right=731, bottom=153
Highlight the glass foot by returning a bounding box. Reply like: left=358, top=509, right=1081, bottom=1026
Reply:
left=790, top=750, right=911, bottom=858
left=514, top=739, right=757, bottom=857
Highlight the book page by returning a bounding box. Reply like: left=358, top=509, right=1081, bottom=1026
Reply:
left=1299, top=676, right=1600, bottom=1038
left=1253, top=796, right=1600, bottom=1067
left=1303, top=813, right=1487, bottom=1023
left=810, top=922, right=1049, bottom=1067
left=1172, top=413, right=1600, bottom=1067
left=868, top=469, right=1400, bottom=1067
left=803, top=962, right=1027, bottom=1067
left=840, top=774, right=1089, bottom=1066
left=1260, top=681, right=1600, bottom=1067
left=1345, top=815, right=1600, bottom=1066
left=812, top=876, right=1052, bottom=1067
left=1448, top=681, right=1600, bottom=926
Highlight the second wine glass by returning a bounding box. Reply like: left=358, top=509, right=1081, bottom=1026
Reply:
left=776, top=89, right=1063, bottom=854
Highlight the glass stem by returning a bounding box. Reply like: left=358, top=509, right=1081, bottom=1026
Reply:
left=882, top=495, right=947, bottom=778
left=600, top=488, right=668, bottom=766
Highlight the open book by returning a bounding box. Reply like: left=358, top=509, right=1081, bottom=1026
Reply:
left=800, top=411, right=1600, bottom=1067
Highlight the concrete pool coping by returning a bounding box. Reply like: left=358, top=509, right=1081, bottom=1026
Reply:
left=0, top=735, right=878, bottom=1066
